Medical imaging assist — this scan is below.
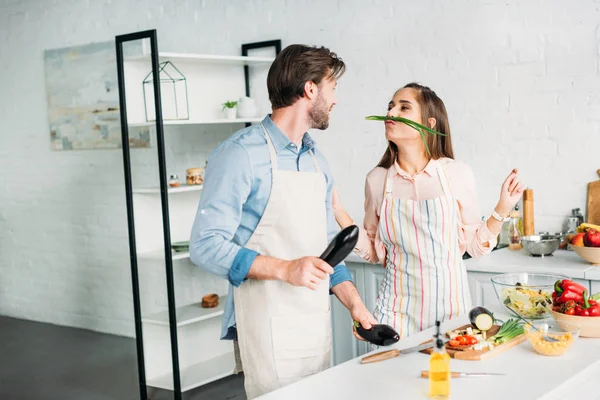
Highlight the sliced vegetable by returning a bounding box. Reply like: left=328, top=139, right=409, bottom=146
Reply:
left=469, top=307, right=494, bottom=331
left=353, top=321, right=400, bottom=346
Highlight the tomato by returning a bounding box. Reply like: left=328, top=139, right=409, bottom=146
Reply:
left=457, top=335, right=468, bottom=345
left=565, top=308, right=575, bottom=315
left=468, top=336, right=478, bottom=345
left=449, top=340, right=460, bottom=347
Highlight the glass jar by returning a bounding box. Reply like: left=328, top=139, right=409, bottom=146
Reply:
left=186, top=168, right=204, bottom=185
left=508, top=210, right=522, bottom=250
left=168, top=174, right=180, bottom=187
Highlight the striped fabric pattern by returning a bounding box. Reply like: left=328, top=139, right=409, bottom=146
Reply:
left=373, top=164, right=471, bottom=339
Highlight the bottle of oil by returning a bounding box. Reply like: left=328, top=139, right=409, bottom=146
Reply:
left=429, top=321, right=450, bottom=399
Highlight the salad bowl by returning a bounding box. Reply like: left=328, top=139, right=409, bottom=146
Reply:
left=490, top=272, right=570, bottom=319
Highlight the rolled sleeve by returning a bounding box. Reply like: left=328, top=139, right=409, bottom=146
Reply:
left=330, top=261, right=353, bottom=288
left=189, top=141, right=257, bottom=286
left=229, top=247, right=259, bottom=287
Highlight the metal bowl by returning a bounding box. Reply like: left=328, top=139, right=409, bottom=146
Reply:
left=521, top=235, right=560, bottom=257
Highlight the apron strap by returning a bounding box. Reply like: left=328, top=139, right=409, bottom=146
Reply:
left=437, top=163, right=453, bottom=198
left=308, top=149, right=322, bottom=174
left=261, top=123, right=279, bottom=171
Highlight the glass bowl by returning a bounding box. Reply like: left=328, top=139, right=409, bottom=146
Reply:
left=490, top=272, right=570, bottom=319
left=524, top=321, right=579, bottom=356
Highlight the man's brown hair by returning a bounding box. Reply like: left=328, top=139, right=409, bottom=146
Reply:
left=267, top=44, right=346, bottom=110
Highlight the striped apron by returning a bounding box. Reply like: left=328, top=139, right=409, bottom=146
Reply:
left=373, top=164, right=471, bottom=340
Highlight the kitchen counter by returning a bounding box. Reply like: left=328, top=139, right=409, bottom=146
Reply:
left=259, top=305, right=600, bottom=400
left=346, top=247, right=600, bottom=280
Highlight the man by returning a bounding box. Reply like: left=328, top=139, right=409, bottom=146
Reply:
left=189, top=44, right=376, bottom=399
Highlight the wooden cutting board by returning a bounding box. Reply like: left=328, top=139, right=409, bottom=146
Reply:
left=588, top=169, right=600, bottom=225
left=420, top=324, right=526, bottom=361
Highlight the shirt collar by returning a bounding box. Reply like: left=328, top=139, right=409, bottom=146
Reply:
left=262, top=115, right=316, bottom=153
left=391, top=158, right=438, bottom=179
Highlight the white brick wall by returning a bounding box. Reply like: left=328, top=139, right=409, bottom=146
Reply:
left=1, top=0, right=599, bottom=336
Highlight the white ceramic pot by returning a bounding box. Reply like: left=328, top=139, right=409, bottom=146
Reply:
left=224, top=107, right=237, bottom=119
left=237, top=97, right=258, bottom=118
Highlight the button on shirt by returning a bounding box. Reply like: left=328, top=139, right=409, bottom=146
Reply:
left=189, top=115, right=353, bottom=339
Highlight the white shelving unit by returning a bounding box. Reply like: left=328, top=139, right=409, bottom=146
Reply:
left=129, top=117, right=264, bottom=127
left=133, top=184, right=203, bottom=194
left=148, top=353, right=235, bottom=392
left=138, top=249, right=190, bottom=261
left=143, top=295, right=234, bottom=392
left=121, top=38, right=279, bottom=396
left=143, top=295, right=227, bottom=327
left=123, top=51, right=272, bottom=126
left=127, top=52, right=274, bottom=66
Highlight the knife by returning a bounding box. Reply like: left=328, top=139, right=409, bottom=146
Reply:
left=360, top=340, right=446, bottom=364
left=420, top=371, right=506, bottom=378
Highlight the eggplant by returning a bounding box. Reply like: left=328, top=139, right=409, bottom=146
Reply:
left=319, top=225, right=359, bottom=267
left=354, top=321, right=400, bottom=346
left=469, top=306, right=494, bottom=331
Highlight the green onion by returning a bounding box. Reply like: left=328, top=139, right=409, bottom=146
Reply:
left=489, top=318, right=524, bottom=344
left=365, top=115, right=447, bottom=156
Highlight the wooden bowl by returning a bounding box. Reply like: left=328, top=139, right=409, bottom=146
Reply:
left=201, top=293, right=219, bottom=308
left=570, top=245, right=600, bottom=266
left=549, top=308, right=600, bottom=338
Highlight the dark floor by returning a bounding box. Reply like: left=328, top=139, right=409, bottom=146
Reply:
left=0, top=316, right=245, bottom=400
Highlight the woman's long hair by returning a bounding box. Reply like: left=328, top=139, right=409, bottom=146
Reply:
left=377, top=83, right=454, bottom=168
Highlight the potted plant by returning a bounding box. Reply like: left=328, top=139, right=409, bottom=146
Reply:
left=222, top=100, right=238, bottom=120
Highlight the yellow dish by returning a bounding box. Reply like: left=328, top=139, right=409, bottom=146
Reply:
left=524, top=323, right=579, bottom=356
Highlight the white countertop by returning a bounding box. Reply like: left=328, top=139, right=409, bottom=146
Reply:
left=259, top=306, right=600, bottom=400
left=346, top=248, right=600, bottom=281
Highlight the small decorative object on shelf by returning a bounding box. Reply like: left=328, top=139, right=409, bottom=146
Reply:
left=237, top=96, right=258, bottom=118
left=186, top=167, right=204, bottom=185
left=143, top=61, right=189, bottom=121
left=168, top=174, right=180, bottom=187
left=201, top=293, right=219, bottom=308
left=222, top=100, right=237, bottom=119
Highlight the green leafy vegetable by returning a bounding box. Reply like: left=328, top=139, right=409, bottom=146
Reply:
left=365, top=115, right=446, bottom=155
left=489, top=318, right=524, bottom=344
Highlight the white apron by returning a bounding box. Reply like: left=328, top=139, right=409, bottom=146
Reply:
left=374, top=163, right=471, bottom=340
left=233, top=124, right=331, bottom=399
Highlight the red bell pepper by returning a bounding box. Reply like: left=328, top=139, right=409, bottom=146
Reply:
left=583, top=290, right=600, bottom=317
left=554, top=279, right=587, bottom=296
left=554, top=279, right=587, bottom=304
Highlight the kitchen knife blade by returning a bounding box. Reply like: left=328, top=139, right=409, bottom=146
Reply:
left=361, top=339, right=448, bottom=364
left=421, top=371, right=506, bottom=378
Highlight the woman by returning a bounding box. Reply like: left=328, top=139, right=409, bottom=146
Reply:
left=334, top=83, right=524, bottom=339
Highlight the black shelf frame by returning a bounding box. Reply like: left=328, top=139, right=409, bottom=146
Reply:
left=115, top=29, right=280, bottom=400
